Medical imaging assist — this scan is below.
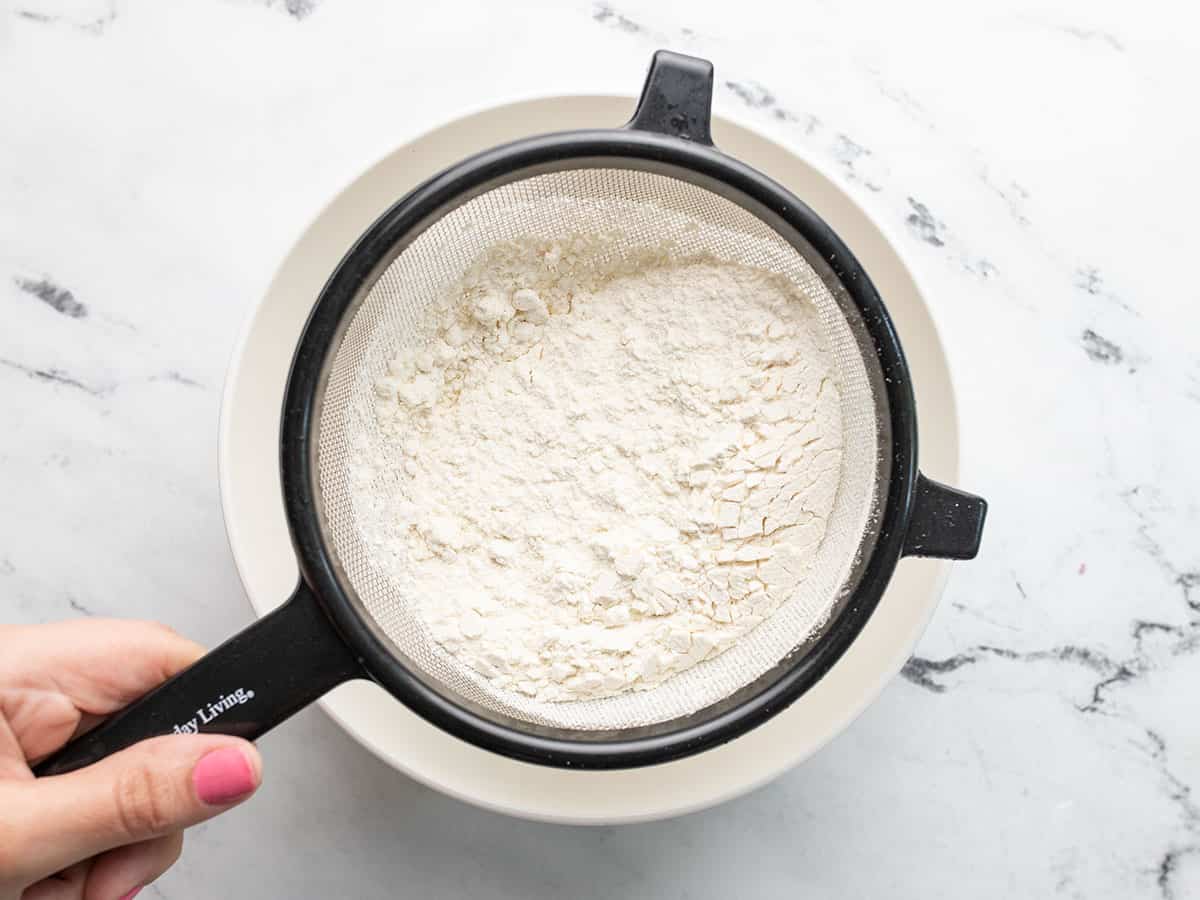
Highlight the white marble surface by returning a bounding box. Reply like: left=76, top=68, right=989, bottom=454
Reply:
left=2, top=0, right=1198, bottom=897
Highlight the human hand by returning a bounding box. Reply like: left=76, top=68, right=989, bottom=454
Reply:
left=0, top=620, right=263, bottom=900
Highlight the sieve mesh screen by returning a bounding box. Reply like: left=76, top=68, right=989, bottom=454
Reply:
left=316, top=166, right=885, bottom=730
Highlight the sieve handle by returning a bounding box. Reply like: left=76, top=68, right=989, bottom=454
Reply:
left=33, top=583, right=363, bottom=777
left=626, top=50, right=715, bottom=146
left=902, top=473, right=988, bottom=560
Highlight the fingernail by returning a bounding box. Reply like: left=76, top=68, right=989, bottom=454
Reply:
left=193, top=746, right=258, bottom=806
left=118, top=889, right=142, bottom=900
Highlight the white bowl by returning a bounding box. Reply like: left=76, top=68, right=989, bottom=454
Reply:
left=218, top=94, right=958, bottom=824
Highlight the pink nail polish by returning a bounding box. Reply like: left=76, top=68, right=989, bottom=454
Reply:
left=193, top=746, right=257, bottom=806
left=118, top=889, right=142, bottom=900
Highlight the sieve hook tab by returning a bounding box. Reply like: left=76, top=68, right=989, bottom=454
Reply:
left=626, top=50, right=715, bottom=146
left=902, top=473, right=988, bottom=561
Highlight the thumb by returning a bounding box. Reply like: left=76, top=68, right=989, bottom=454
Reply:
left=17, top=735, right=261, bottom=882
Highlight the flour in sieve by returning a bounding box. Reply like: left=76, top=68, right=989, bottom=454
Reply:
left=357, top=238, right=843, bottom=703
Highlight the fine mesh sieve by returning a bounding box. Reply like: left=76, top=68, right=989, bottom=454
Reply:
left=37, top=51, right=986, bottom=777
left=323, top=168, right=884, bottom=731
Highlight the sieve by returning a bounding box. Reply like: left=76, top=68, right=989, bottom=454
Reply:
left=38, top=51, right=986, bottom=776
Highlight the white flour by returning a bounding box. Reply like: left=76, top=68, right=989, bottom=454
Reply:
left=360, top=239, right=842, bottom=703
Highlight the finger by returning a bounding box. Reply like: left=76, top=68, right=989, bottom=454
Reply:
left=83, top=832, right=183, bottom=900
left=1, top=687, right=85, bottom=773
left=0, top=620, right=205, bottom=761
left=10, top=735, right=260, bottom=883
left=19, top=861, right=90, bottom=900
left=0, top=712, right=33, bottom=780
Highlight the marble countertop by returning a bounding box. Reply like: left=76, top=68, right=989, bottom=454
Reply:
left=2, top=1, right=1197, bottom=897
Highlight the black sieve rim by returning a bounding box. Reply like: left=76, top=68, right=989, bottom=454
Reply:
left=33, top=52, right=984, bottom=779
left=279, top=77, right=922, bottom=768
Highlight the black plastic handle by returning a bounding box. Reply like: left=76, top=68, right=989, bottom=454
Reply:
left=34, top=583, right=363, bottom=777
left=902, top=472, right=988, bottom=560
left=626, top=50, right=715, bottom=146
